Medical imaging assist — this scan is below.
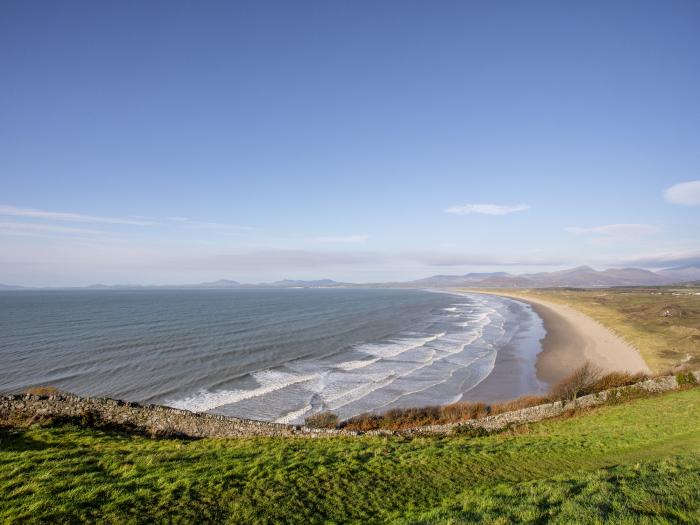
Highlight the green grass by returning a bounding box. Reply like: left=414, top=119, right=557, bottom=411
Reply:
left=484, top=286, right=700, bottom=373
left=2, top=388, right=700, bottom=524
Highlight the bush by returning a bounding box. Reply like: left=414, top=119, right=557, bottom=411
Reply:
left=490, top=395, right=551, bottom=415
left=550, top=362, right=602, bottom=401
left=341, top=413, right=382, bottom=431
left=337, top=365, right=665, bottom=431
left=591, top=371, right=647, bottom=392
left=441, top=401, right=489, bottom=421
left=304, top=412, right=340, bottom=429
left=24, top=386, right=61, bottom=397
left=604, top=385, right=650, bottom=406
left=342, top=402, right=491, bottom=431
left=676, top=371, right=698, bottom=387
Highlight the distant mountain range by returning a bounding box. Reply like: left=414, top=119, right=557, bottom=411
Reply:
left=0, top=283, right=26, bottom=290
left=0, top=279, right=351, bottom=291
left=397, top=265, right=700, bottom=288
left=2, top=265, right=700, bottom=290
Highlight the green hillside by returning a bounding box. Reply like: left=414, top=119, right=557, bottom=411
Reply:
left=2, top=388, right=699, bottom=524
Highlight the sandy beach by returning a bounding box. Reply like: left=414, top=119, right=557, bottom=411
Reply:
left=464, top=291, right=651, bottom=390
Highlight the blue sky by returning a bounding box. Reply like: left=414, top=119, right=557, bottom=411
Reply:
left=1, top=1, right=699, bottom=285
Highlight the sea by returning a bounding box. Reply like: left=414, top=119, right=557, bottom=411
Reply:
left=0, top=288, right=546, bottom=423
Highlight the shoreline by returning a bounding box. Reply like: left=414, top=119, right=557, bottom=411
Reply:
left=468, top=290, right=651, bottom=387
left=457, top=294, right=548, bottom=403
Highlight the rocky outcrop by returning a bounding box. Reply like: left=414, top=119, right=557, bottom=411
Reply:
left=1, top=372, right=697, bottom=438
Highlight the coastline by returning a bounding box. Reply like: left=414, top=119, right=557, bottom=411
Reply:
left=467, top=290, right=651, bottom=386
left=457, top=294, right=548, bottom=403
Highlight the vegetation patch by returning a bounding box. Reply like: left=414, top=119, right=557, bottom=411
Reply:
left=502, top=286, right=700, bottom=372
left=604, top=385, right=652, bottom=406
left=1, top=389, right=699, bottom=524
left=22, top=386, right=62, bottom=397
left=304, top=411, right=339, bottom=429
left=676, top=371, right=698, bottom=387
left=400, top=456, right=700, bottom=524
left=339, top=366, right=652, bottom=431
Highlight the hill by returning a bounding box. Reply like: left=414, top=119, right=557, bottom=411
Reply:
left=2, top=388, right=699, bottom=524
left=405, top=265, right=699, bottom=288
left=3, top=265, right=700, bottom=290
left=0, top=284, right=25, bottom=290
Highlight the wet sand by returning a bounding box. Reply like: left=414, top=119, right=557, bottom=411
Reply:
left=460, top=290, right=650, bottom=400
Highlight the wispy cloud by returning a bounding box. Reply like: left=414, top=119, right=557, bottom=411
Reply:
left=181, top=249, right=378, bottom=270
left=166, top=217, right=253, bottom=231
left=405, top=251, right=567, bottom=267
left=664, top=180, right=700, bottom=205
left=0, top=221, right=105, bottom=236
left=310, top=234, right=368, bottom=244
left=184, top=249, right=566, bottom=271
left=565, top=224, right=660, bottom=236
left=0, top=205, right=155, bottom=226
left=621, top=250, right=700, bottom=268
left=444, top=203, right=531, bottom=215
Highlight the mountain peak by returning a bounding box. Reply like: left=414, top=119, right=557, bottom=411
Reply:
left=570, top=265, right=595, bottom=272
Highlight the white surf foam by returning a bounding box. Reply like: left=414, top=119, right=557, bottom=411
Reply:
left=355, top=332, right=446, bottom=359
left=275, top=404, right=313, bottom=424
left=166, top=370, right=319, bottom=412
left=335, top=357, right=382, bottom=371
left=168, top=292, right=522, bottom=422
left=322, top=372, right=398, bottom=410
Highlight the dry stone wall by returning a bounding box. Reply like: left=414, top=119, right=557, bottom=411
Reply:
left=1, top=372, right=697, bottom=438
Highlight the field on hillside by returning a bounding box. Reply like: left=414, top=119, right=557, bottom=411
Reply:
left=497, top=286, right=700, bottom=373
left=2, top=388, right=699, bottom=524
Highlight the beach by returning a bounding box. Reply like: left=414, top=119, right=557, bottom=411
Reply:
left=469, top=291, right=651, bottom=388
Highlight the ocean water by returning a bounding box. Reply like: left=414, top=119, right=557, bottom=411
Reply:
left=0, top=288, right=545, bottom=423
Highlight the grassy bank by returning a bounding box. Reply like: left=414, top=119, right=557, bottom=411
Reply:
left=479, top=286, right=700, bottom=373
left=2, top=388, right=699, bottom=524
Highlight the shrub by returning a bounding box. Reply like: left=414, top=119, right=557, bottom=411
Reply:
left=24, top=386, right=61, bottom=397
left=550, top=362, right=602, bottom=401
left=490, top=395, right=551, bottom=415
left=343, top=402, right=491, bottom=431
left=676, top=372, right=698, bottom=387
left=304, top=412, right=340, bottom=429
left=604, top=385, right=650, bottom=406
left=591, top=371, right=647, bottom=392
left=441, top=402, right=489, bottom=421
left=338, top=365, right=667, bottom=431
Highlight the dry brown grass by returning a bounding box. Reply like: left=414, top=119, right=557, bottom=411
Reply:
left=591, top=371, right=648, bottom=391
left=440, top=401, right=489, bottom=421
left=23, top=386, right=62, bottom=396
left=339, top=363, right=661, bottom=431
left=304, top=412, right=340, bottom=429
left=342, top=402, right=490, bottom=431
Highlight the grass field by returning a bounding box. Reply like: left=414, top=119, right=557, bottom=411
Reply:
left=492, top=286, right=700, bottom=373
left=2, top=388, right=699, bottom=524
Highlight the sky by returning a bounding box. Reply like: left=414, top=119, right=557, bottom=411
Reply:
left=1, top=0, right=699, bottom=286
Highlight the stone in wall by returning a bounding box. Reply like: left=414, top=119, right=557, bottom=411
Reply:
left=1, top=371, right=697, bottom=439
